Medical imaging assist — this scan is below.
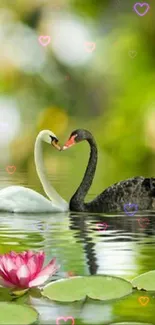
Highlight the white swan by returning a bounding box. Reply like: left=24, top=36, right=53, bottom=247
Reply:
left=0, top=130, right=69, bottom=213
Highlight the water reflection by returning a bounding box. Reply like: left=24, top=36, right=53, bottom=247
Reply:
left=69, top=212, right=155, bottom=278
left=69, top=213, right=98, bottom=275
left=1, top=210, right=155, bottom=323
left=1, top=211, right=155, bottom=277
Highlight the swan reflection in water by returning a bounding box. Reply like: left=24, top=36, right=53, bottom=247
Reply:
left=0, top=212, right=70, bottom=232
left=69, top=211, right=155, bottom=277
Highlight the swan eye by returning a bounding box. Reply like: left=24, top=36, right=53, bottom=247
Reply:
left=50, top=135, right=58, bottom=143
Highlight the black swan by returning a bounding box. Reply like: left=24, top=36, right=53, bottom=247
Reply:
left=62, top=129, right=155, bottom=213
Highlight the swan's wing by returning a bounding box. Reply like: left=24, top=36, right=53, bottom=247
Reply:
left=0, top=186, right=68, bottom=213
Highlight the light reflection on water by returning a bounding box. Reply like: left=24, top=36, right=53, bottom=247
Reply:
left=0, top=172, right=155, bottom=324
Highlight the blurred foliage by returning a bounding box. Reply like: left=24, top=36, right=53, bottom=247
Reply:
left=37, top=107, right=68, bottom=135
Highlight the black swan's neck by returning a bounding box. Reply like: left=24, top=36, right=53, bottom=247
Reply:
left=70, top=136, right=97, bottom=211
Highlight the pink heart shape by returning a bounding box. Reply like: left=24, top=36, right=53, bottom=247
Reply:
left=85, top=42, right=96, bottom=53
left=38, top=36, right=51, bottom=47
left=96, top=222, right=108, bottom=231
left=137, top=218, right=150, bottom=228
left=6, top=165, right=16, bottom=174
left=133, top=2, right=150, bottom=16
left=56, top=316, right=75, bottom=325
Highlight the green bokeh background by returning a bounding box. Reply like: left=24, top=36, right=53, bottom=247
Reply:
left=0, top=0, right=155, bottom=201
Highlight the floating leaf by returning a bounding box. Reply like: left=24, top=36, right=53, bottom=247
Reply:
left=42, top=275, right=132, bottom=302
left=0, top=288, right=12, bottom=301
left=0, top=302, right=38, bottom=324
left=113, top=291, right=154, bottom=323
left=110, top=323, right=154, bottom=325
left=43, top=277, right=86, bottom=302
left=132, top=271, right=155, bottom=291
left=85, top=276, right=132, bottom=300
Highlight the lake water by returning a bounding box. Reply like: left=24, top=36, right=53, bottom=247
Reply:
left=0, top=171, right=155, bottom=324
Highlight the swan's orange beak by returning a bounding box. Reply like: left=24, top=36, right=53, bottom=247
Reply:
left=51, top=139, right=61, bottom=151
left=62, top=135, right=76, bottom=150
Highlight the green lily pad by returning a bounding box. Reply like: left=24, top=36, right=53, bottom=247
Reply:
left=0, top=302, right=38, bottom=324
left=42, top=275, right=132, bottom=302
left=0, top=288, right=12, bottom=301
left=110, top=323, right=153, bottom=325
left=43, top=277, right=86, bottom=302
left=132, top=271, right=155, bottom=291
left=85, top=276, right=132, bottom=300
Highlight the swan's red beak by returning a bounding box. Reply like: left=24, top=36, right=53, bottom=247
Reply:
left=62, top=135, right=76, bottom=150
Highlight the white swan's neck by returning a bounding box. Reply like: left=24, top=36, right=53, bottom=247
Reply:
left=34, top=135, right=68, bottom=210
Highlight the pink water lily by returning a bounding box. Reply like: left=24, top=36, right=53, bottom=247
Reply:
left=0, top=251, right=59, bottom=289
